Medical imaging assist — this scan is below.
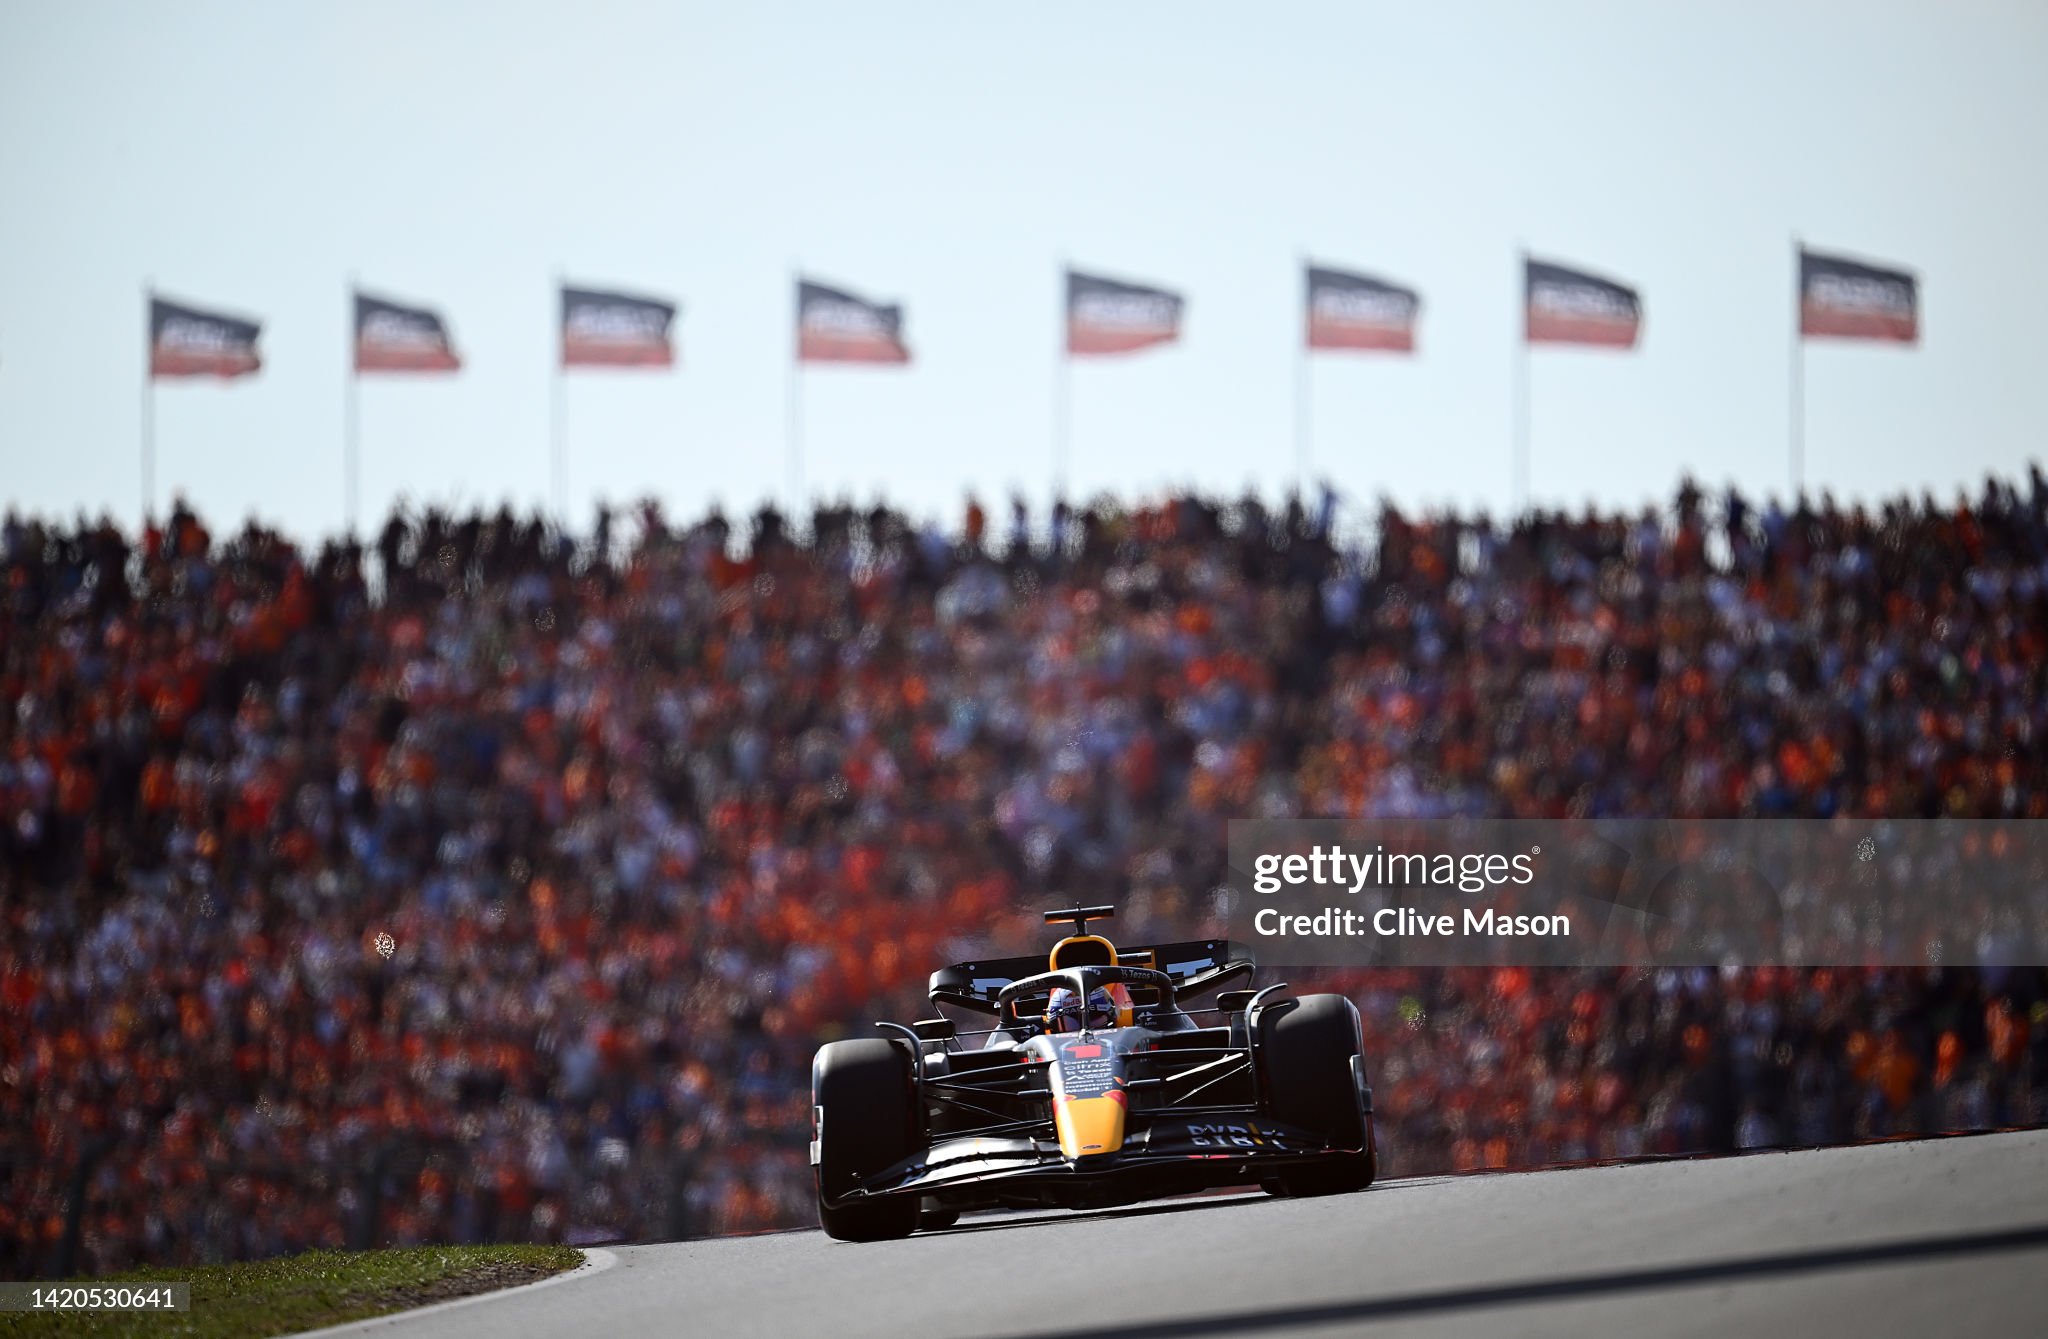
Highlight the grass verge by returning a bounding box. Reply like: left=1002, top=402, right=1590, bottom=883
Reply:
left=6, top=1243, right=585, bottom=1338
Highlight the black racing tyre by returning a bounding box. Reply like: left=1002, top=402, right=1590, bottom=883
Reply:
left=1257, top=993, right=1377, bottom=1197
left=812, top=1039, right=922, bottom=1241
left=918, top=1202, right=961, bottom=1231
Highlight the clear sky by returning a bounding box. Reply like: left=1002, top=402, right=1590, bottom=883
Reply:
left=3, top=1, right=2045, bottom=541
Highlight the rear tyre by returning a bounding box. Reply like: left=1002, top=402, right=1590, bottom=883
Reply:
left=813, top=1039, right=922, bottom=1241
left=1257, top=994, right=1377, bottom=1197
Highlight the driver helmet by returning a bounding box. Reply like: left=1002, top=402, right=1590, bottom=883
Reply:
left=1043, top=984, right=1130, bottom=1033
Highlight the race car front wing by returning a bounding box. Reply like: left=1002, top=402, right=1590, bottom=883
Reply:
left=825, top=1113, right=1365, bottom=1204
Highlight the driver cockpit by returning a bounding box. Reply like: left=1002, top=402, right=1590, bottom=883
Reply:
left=1042, top=982, right=1134, bottom=1033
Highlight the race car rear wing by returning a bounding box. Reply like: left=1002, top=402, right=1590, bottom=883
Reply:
left=928, top=939, right=1256, bottom=1015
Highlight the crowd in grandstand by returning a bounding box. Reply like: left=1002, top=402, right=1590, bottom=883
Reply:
left=2, top=469, right=2045, bottom=1275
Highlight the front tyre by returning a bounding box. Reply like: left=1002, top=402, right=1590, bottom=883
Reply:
left=812, top=1039, right=922, bottom=1241
left=1257, top=994, right=1377, bottom=1197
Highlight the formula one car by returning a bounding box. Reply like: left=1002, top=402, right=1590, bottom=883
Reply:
left=810, top=906, right=1377, bottom=1240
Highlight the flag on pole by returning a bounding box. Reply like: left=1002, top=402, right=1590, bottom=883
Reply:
left=1525, top=258, right=1641, bottom=347
left=1799, top=249, right=1918, bottom=342
left=796, top=279, right=910, bottom=364
left=354, top=291, right=462, bottom=372
left=149, top=296, right=262, bottom=378
left=1066, top=270, right=1184, bottom=356
left=562, top=285, right=677, bottom=367
left=1306, top=264, right=1420, bottom=352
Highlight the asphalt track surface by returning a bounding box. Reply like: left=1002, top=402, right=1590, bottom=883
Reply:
left=312, top=1130, right=2048, bottom=1339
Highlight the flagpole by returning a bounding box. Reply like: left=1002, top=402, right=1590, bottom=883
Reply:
left=551, top=269, right=567, bottom=530
left=141, top=281, right=155, bottom=528
left=788, top=264, right=804, bottom=521
left=344, top=274, right=360, bottom=535
left=1295, top=251, right=1312, bottom=491
left=1054, top=256, right=1070, bottom=508
left=1790, top=233, right=1805, bottom=499
left=1512, top=244, right=1530, bottom=519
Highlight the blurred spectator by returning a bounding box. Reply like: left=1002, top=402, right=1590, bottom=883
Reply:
left=2, top=472, right=2046, bottom=1276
